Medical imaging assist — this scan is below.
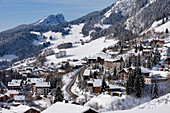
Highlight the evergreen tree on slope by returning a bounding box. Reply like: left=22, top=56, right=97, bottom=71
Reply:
left=54, top=87, right=64, bottom=103
left=152, top=82, right=159, bottom=99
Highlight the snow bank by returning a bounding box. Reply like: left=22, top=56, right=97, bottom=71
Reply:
left=42, top=102, right=95, bottom=113
left=34, top=98, right=52, bottom=108
left=103, top=106, right=170, bottom=113
left=104, top=93, right=170, bottom=113
left=85, top=94, right=151, bottom=112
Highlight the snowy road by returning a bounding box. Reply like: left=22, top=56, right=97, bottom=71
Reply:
left=66, top=66, right=86, bottom=100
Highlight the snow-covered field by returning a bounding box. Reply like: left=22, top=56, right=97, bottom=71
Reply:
left=46, top=37, right=117, bottom=63
left=104, top=106, right=170, bottom=113
left=150, top=18, right=170, bottom=33
left=34, top=98, right=52, bottom=108
left=104, top=93, right=170, bottom=113
left=31, top=23, right=117, bottom=64
left=0, top=54, right=18, bottom=61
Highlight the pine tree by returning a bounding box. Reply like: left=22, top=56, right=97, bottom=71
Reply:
left=65, top=62, right=70, bottom=70
left=139, top=43, right=143, bottom=51
left=1, top=86, right=4, bottom=94
left=165, top=28, right=169, bottom=33
left=135, top=44, right=138, bottom=53
left=162, top=18, right=165, bottom=24
left=54, top=87, right=64, bottom=103
left=113, top=67, right=117, bottom=80
left=137, top=53, right=141, bottom=67
left=77, top=74, right=82, bottom=89
left=100, top=76, right=107, bottom=93
left=137, top=67, right=145, bottom=88
left=101, top=65, right=104, bottom=72
left=119, top=65, right=122, bottom=71
left=128, top=55, right=132, bottom=67
left=153, top=46, right=160, bottom=66
left=120, top=46, right=123, bottom=53
left=152, top=82, right=159, bottom=99
left=126, top=72, right=134, bottom=95
left=134, top=67, right=145, bottom=98
left=133, top=58, right=137, bottom=67
left=125, top=59, right=129, bottom=68
left=49, top=36, right=53, bottom=40
left=147, top=54, right=152, bottom=69
left=134, top=75, right=142, bottom=98
left=107, top=72, right=112, bottom=82
left=61, top=63, right=65, bottom=70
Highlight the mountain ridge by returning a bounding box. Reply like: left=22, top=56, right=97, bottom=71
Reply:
left=0, top=0, right=169, bottom=66
left=34, top=13, right=67, bottom=26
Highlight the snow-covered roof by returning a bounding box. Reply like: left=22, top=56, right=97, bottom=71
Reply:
left=88, top=52, right=111, bottom=60
left=93, top=79, right=102, bottom=87
left=8, top=79, right=22, bottom=87
left=92, top=69, right=100, bottom=73
left=143, top=49, right=151, bottom=52
left=150, top=71, right=170, bottom=78
left=6, top=90, right=19, bottom=96
left=11, top=105, right=40, bottom=113
left=35, top=82, right=50, bottom=88
left=141, top=66, right=151, bottom=73
left=123, top=68, right=129, bottom=73
left=159, top=39, right=165, bottom=41
left=83, top=69, right=91, bottom=76
left=14, top=95, right=25, bottom=101
left=87, top=79, right=93, bottom=84
left=42, top=102, right=95, bottom=113
left=105, top=58, right=122, bottom=62
left=109, top=84, right=122, bottom=89
left=26, top=78, right=46, bottom=84
left=143, top=46, right=152, bottom=48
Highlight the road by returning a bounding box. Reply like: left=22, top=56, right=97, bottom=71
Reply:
left=66, top=66, right=86, bottom=100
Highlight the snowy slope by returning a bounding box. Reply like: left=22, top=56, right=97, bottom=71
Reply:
left=42, top=102, right=95, bottom=113
left=85, top=94, right=151, bottom=112
left=155, top=21, right=170, bottom=33
left=34, top=13, right=66, bottom=26
left=103, top=106, right=170, bottom=113
left=134, top=93, right=170, bottom=109
left=104, top=93, right=170, bottom=113
left=125, top=0, right=157, bottom=33
left=46, top=37, right=117, bottom=63
left=31, top=23, right=117, bottom=64
left=141, top=18, right=170, bottom=34
left=104, top=0, right=134, bottom=17
left=98, top=0, right=135, bottom=29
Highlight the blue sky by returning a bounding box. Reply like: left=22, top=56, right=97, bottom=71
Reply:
left=0, top=0, right=116, bottom=31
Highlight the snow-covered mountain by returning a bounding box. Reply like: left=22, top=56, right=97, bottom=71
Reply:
left=34, top=13, right=67, bottom=26
left=0, top=0, right=169, bottom=67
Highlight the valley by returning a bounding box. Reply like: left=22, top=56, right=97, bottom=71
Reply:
left=0, top=0, right=170, bottom=113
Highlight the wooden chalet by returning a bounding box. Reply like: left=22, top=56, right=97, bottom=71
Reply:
left=92, top=79, right=102, bottom=93
left=108, top=84, right=122, bottom=97
left=104, top=57, right=124, bottom=71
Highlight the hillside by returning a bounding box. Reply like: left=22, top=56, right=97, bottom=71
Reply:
left=0, top=0, right=169, bottom=67
left=104, top=93, right=170, bottom=113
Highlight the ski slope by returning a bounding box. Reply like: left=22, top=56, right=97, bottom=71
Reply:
left=31, top=23, right=117, bottom=64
